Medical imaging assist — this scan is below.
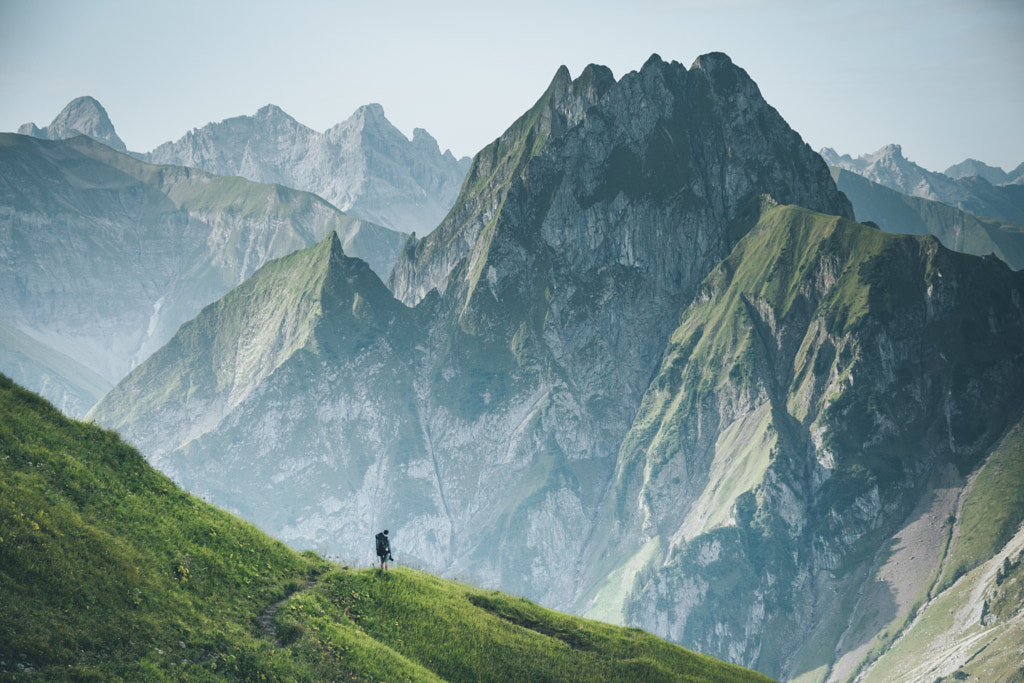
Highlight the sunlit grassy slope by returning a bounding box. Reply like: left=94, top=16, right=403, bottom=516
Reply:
left=0, top=374, right=773, bottom=682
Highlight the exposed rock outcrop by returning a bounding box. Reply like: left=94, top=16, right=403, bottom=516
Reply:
left=143, top=103, right=471, bottom=236
left=18, top=95, right=127, bottom=152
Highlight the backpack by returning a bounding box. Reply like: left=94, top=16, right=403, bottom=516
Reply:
left=375, top=532, right=387, bottom=556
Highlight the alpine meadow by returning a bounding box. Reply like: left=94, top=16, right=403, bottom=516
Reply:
left=3, top=46, right=1024, bottom=683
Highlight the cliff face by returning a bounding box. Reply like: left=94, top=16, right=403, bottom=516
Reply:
left=613, top=202, right=1024, bottom=678
left=143, top=103, right=471, bottom=236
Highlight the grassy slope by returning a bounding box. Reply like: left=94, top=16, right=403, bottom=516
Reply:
left=940, top=418, right=1024, bottom=591
left=276, top=567, right=774, bottom=683
left=87, top=234, right=336, bottom=432
left=1, top=374, right=773, bottom=682
left=0, top=373, right=324, bottom=680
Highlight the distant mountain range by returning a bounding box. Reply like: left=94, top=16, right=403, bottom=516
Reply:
left=5, top=96, right=471, bottom=414
left=18, top=95, right=472, bottom=236
left=141, top=103, right=471, bottom=236
left=820, top=144, right=1024, bottom=223
left=87, top=52, right=1024, bottom=682
left=18, top=95, right=127, bottom=152
left=0, top=133, right=402, bottom=414
left=832, top=167, right=1024, bottom=270
left=944, top=157, right=1024, bottom=186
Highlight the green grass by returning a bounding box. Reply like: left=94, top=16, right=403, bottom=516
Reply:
left=275, top=567, right=774, bottom=683
left=939, top=418, right=1024, bottom=592
left=583, top=537, right=661, bottom=625
left=1, top=374, right=773, bottom=681
left=0, top=372, right=325, bottom=680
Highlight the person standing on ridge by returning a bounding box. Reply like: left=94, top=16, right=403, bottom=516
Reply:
left=375, top=529, right=393, bottom=571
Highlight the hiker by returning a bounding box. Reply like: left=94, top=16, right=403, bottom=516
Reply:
left=375, top=529, right=393, bottom=571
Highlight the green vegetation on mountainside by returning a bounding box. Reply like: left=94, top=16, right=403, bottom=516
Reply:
left=940, top=419, right=1024, bottom=591
left=88, top=234, right=340, bottom=428
left=614, top=199, right=1024, bottom=678
left=396, top=63, right=614, bottom=306
left=1, top=374, right=773, bottom=681
left=617, top=201, right=895, bottom=504
left=404, top=69, right=563, bottom=271
left=272, top=567, right=773, bottom=683
left=0, top=372, right=325, bottom=679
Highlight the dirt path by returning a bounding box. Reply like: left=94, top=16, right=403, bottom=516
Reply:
left=257, top=577, right=320, bottom=646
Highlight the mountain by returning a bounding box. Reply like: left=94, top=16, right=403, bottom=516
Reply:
left=854, top=417, right=1024, bottom=682
left=143, top=103, right=472, bottom=235
left=0, top=132, right=404, bottom=413
left=18, top=95, right=127, bottom=152
left=820, top=145, right=1024, bottom=223
left=943, top=158, right=1011, bottom=185
left=832, top=167, right=1024, bottom=270
left=612, top=200, right=1024, bottom=680
left=1013, top=162, right=1024, bottom=185
left=88, top=52, right=1024, bottom=682
left=93, top=49, right=849, bottom=629
left=0, top=374, right=770, bottom=682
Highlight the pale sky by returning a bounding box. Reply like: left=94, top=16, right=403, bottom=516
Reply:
left=1, top=0, right=1022, bottom=173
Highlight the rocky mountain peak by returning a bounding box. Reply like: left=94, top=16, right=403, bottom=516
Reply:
left=358, top=102, right=387, bottom=119
left=944, top=158, right=1010, bottom=185
left=323, top=103, right=404, bottom=151
left=253, top=103, right=296, bottom=123
left=871, top=142, right=904, bottom=162
left=393, top=51, right=850, bottom=304
left=688, top=50, right=733, bottom=74
left=142, top=101, right=469, bottom=237
left=412, top=127, right=441, bottom=154
left=18, top=95, right=127, bottom=152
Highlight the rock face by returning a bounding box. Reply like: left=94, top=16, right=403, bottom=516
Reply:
left=611, top=201, right=1024, bottom=679
left=143, top=103, right=471, bottom=236
left=820, top=145, right=1024, bottom=223
left=18, top=96, right=127, bottom=152
left=88, top=53, right=1024, bottom=682
left=832, top=167, right=1024, bottom=270
left=0, top=133, right=403, bottom=413
left=92, top=51, right=852, bottom=612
